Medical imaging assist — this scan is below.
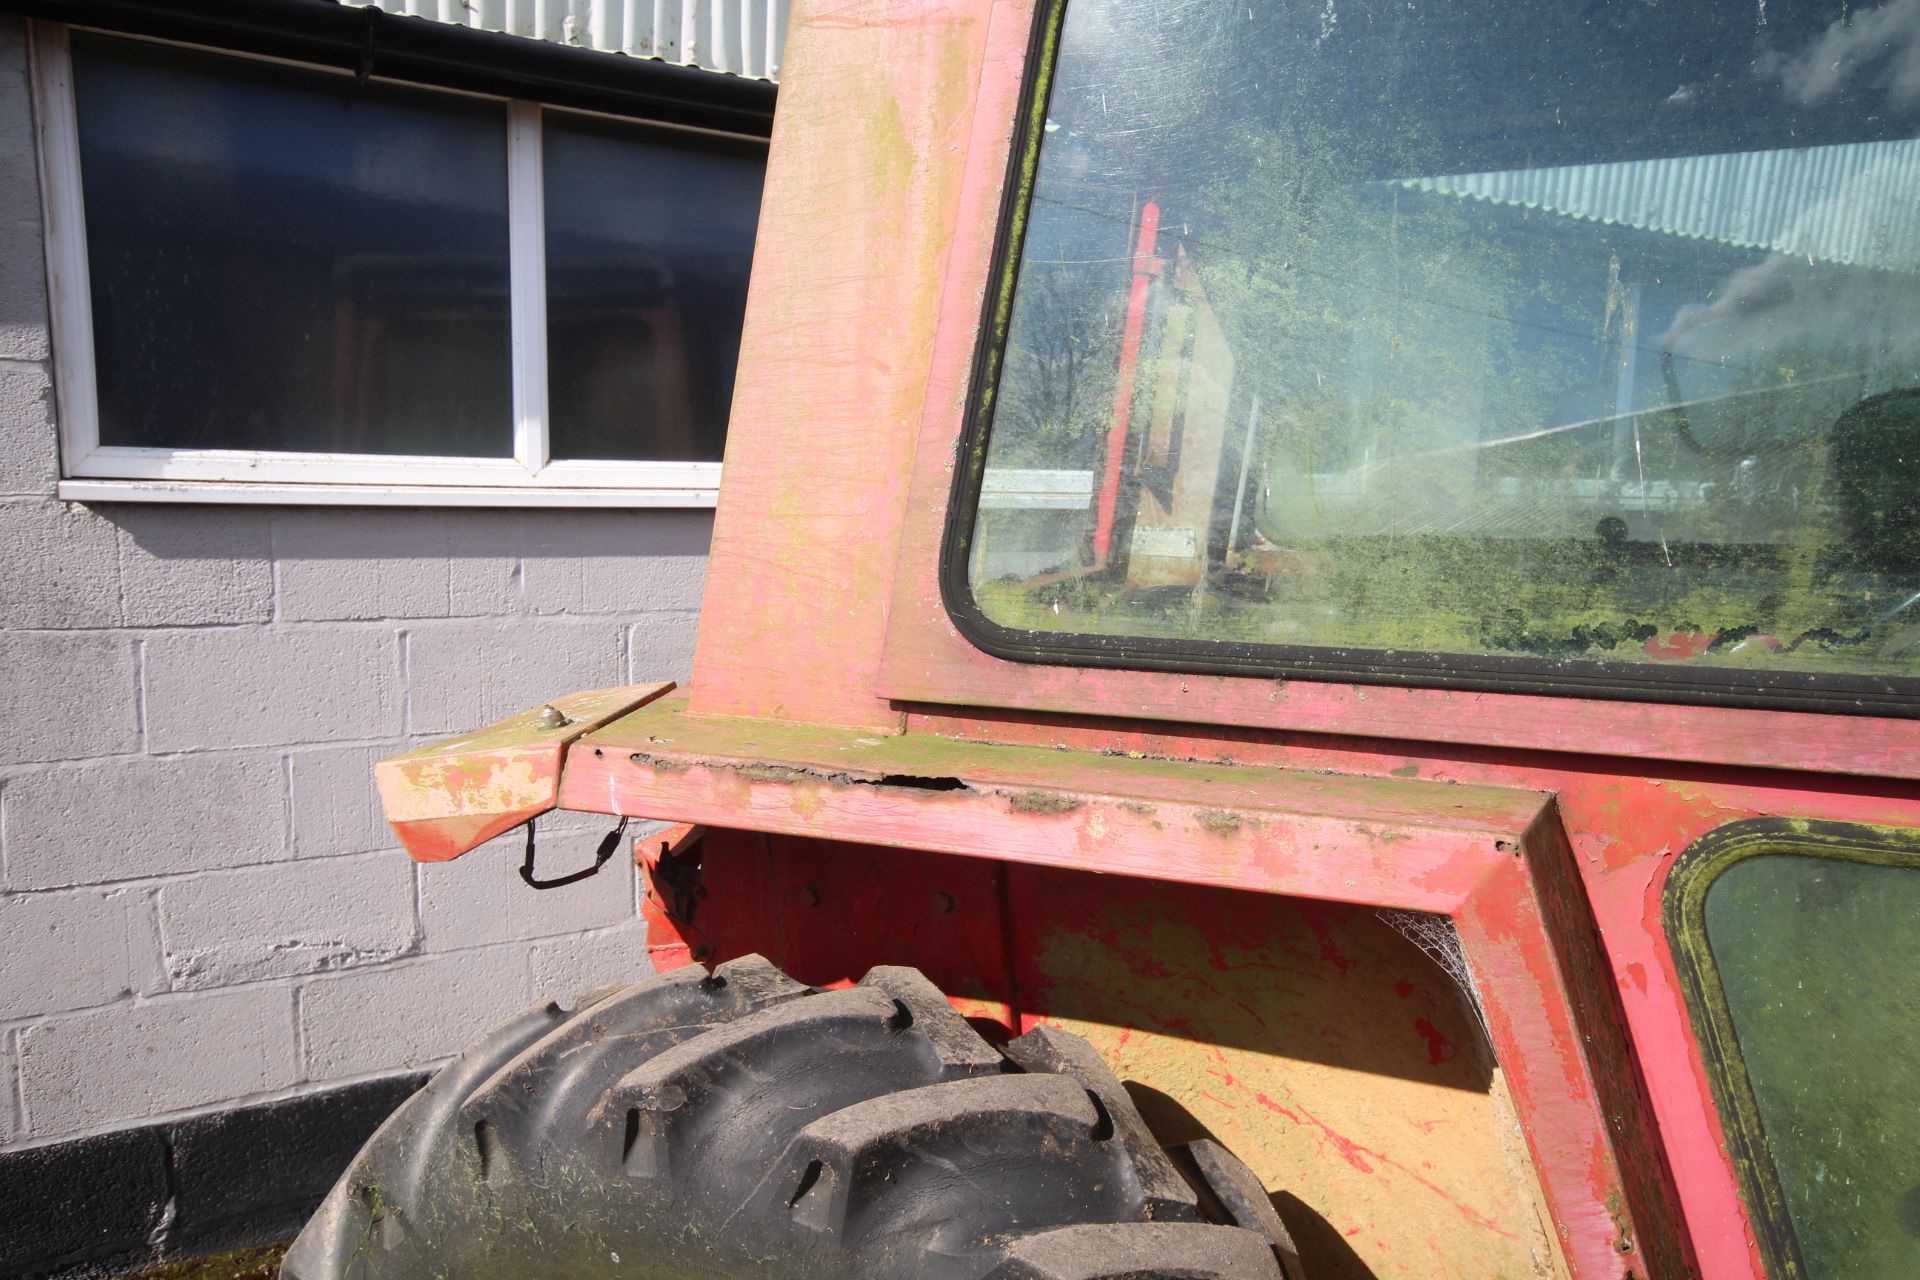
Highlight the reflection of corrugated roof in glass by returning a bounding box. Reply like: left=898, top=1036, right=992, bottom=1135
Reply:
left=1398, top=140, right=1920, bottom=271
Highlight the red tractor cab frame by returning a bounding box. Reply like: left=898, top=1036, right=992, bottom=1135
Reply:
left=375, top=4, right=1920, bottom=1278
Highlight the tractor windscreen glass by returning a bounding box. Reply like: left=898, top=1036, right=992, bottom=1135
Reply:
left=956, top=0, right=1920, bottom=705
left=1687, top=846, right=1920, bottom=1277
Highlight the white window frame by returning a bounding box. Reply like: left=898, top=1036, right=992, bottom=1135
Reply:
left=32, top=22, right=756, bottom=508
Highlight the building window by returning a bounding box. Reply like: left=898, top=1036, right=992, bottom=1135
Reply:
left=34, top=25, right=765, bottom=506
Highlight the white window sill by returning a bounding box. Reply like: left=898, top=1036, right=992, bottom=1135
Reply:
left=57, top=478, right=719, bottom=508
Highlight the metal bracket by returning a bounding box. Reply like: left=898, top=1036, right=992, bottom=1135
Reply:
left=519, top=816, right=629, bottom=890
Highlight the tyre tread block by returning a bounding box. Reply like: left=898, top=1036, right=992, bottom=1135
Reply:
left=279, top=999, right=571, bottom=1280
left=570, top=979, right=633, bottom=1011
left=785, top=1074, right=1107, bottom=1245
left=858, top=966, right=1005, bottom=1077
left=712, top=951, right=819, bottom=1004
left=459, top=959, right=813, bottom=1156
left=1182, top=1140, right=1306, bottom=1280
left=987, top=1223, right=1285, bottom=1280
left=459, top=968, right=708, bottom=1147
left=1003, top=1026, right=1198, bottom=1220
left=613, top=986, right=941, bottom=1189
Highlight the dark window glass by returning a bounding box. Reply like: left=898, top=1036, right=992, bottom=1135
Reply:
left=964, top=0, right=1920, bottom=687
left=1700, top=849, right=1920, bottom=1278
left=71, top=34, right=512, bottom=456
left=543, top=112, right=763, bottom=462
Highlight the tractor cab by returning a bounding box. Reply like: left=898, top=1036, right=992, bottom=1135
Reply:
left=294, top=3, right=1920, bottom=1279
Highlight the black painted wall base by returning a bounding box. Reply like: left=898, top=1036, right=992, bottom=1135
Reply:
left=0, top=1073, right=428, bottom=1279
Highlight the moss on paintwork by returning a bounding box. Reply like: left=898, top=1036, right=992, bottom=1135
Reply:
left=583, top=695, right=1539, bottom=832
left=121, top=1243, right=286, bottom=1280
left=976, top=526, right=1920, bottom=676
left=858, top=86, right=910, bottom=208
left=1006, top=789, right=1085, bottom=815
left=1194, top=809, right=1245, bottom=835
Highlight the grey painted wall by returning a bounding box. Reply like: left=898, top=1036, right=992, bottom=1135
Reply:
left=0, top=17, right=711, bottom=1150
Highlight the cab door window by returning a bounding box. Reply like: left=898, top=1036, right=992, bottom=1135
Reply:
left=955, top=0, right=1920, bottom=711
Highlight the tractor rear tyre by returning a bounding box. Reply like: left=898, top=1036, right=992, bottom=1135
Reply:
left=282, top=955, right=1298, bottom=1280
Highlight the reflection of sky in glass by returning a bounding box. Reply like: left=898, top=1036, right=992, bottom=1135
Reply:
left=1023, top=0, right=1920, bottom=458
left=1048, top=0, right=1920, bottom=183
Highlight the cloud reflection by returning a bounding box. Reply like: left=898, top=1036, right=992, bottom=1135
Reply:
left=1763, top=0, right=1920, bottom=108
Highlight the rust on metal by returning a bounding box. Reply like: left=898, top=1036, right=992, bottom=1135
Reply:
left=375, top=683, right=673, bottom=863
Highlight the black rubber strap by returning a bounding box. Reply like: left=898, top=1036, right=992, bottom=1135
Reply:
left=520, top=816, right=628, bottom=891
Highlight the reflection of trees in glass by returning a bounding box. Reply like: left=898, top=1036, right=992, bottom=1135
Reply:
left=1191, top=122, right=1590, bottom=541
left=1830, top=391, right=1920, bottom=573
left=1659, top=271, right=1920, bottom=656
left=1667, top=255, right=1920, bottom=544
left=996, top=264, right=1121, bottom=469
left=1177, top=121, right=1630, bottom=658
left=1165, top=121, right=1920, bottom=666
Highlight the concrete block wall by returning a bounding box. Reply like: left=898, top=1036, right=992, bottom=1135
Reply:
left=0, top=16, right=709, bottom=1150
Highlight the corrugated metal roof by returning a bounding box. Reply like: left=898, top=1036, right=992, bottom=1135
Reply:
left=345, top=0, right=789, bottom=80
left=1398, top=139, right=1920, bottom=271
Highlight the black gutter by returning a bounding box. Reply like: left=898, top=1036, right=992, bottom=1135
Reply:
left=0, top=0, right=777, bottom=137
